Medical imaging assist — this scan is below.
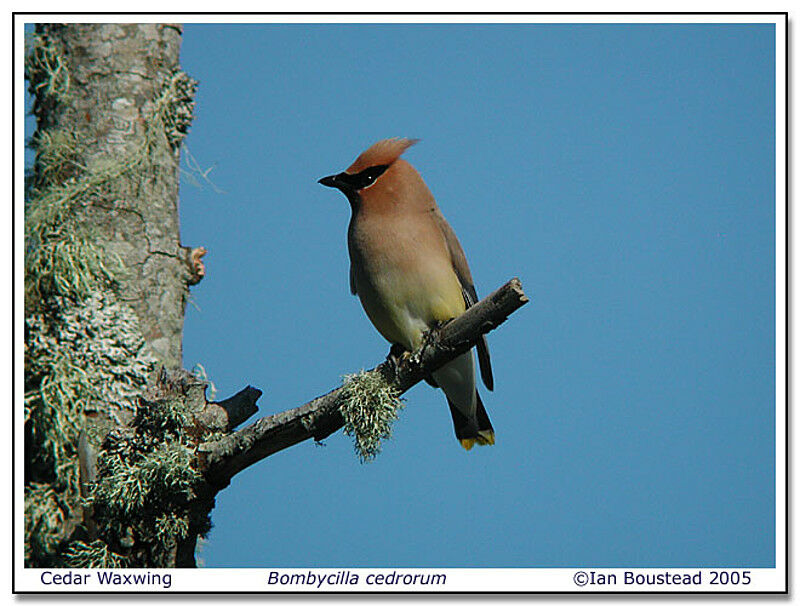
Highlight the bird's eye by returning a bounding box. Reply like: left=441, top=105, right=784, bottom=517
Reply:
left=361, top=165, right=389, bottom=188
left=344, top=164, right=390, bottom=190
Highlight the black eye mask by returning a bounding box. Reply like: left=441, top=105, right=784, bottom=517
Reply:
left=336, top=164, right=390, bottom=190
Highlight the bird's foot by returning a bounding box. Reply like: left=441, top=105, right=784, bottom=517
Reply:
left=386, top=343, right=411, bottom=374
left=414, top=320, right=446, bottom=364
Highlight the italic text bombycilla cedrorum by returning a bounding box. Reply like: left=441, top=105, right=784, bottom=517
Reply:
left=319, top=138, right=495, bottom=450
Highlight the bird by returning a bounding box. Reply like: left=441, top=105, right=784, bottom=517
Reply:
left=318, top=137, right=495, bottom=450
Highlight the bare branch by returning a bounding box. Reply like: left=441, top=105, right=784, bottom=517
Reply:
left=198, top=277, right=529, bottom=487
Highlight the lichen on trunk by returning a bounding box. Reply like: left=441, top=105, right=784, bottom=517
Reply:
left=24, top=23, right=204, bottom=567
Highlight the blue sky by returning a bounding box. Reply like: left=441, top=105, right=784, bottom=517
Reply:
left=29, top=21, right=778, bottom=568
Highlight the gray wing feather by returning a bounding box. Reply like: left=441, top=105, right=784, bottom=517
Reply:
left=462, top=284, right=494, bottom=391
left=433, top=210, right=494, bottom=391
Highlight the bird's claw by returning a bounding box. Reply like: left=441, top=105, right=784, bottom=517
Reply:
left=416, top=320, right=445, bottom=362
left=386, top=343, right=410, bottom=373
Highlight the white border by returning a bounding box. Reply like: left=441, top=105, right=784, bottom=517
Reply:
left=773, top=13, right=787, bottom=592
left=12, top=566, right=787, bottom=593
left=12, top=12, right=787, bottom=594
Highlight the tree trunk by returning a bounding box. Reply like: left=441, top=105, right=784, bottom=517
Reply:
left=25, top=23, right=203, bottom=567
left=31, top=23, right=195, bottom=369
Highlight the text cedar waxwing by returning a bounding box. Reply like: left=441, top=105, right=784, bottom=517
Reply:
left=319, top=138, right=495, bottom=450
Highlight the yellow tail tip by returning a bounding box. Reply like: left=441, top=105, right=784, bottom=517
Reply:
left=459, top=431, right=495, bottom=450
left=478, top=430, right=496, bottom=446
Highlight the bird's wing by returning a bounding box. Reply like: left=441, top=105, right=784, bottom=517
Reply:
left=433, top=210, right=494, bottom=391
left=349, top=263, right=357, bottom=295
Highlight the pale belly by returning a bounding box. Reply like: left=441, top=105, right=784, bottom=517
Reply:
left=353, top=259, right=465, bottom=351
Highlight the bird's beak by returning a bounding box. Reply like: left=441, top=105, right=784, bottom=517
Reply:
left=318, top=174, right=340, bottom=188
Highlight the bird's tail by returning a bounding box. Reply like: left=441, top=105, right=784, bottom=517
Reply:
left=447, top=391, right=495, bottom=451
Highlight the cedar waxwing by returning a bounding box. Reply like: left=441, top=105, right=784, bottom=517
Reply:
left=319, top=138, right=495, bottom=450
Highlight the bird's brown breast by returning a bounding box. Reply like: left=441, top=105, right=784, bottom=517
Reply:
left=348, top=210, right=465, bottom=349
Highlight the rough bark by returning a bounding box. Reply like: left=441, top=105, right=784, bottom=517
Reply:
left=33, top=23, right=194, bottom=371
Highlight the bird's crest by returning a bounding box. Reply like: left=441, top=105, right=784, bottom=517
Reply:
left=346, top=137, right=419, bottom=174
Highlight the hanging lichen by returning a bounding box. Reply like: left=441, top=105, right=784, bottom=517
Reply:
left=340, top=371, right=405, bottom=463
